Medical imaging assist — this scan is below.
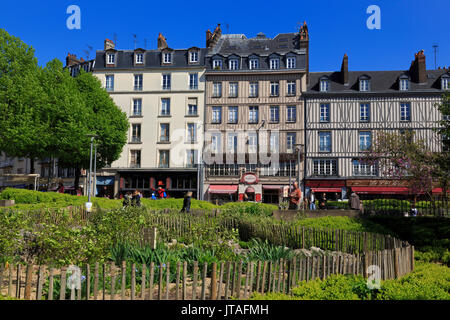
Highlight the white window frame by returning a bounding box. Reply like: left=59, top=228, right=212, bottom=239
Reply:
left=189, top=51, right=199, bottom=63
left=229, top=59, right=238, bottom=70
left=107, top=53, right=115, bottom=64
left=213, top=82, right=222, bottom=97
left=227, top=133, right=238, bottom=153
left=189, top=73, right=198, bottom=90
left=212, top=107, right=222, bottom=124
left=229, top=82, right=238, bottom=97
left=286, top=132, right=296, bottom=152
left=359, top=79, right=370, bottom=92
left=135, top=53, right=144, bottom=64
left=319, top=132, right=331, bottom=152
left=270, top=106, right=279, bottom=123
left=249, top=59, right=259, bottom=70
left=131, top=124, right=141, bottom=143
left=162, top=74, right=171, bottom=90
left=160, top=123, right=170, bottom=142
left=213, top=59, right=222, bottom=69
left=286, top=57, right=296, bottom=69
left=320, top=104, right=330, bottom=122
left=359, top=131, right=372, bottom=151
left=133, top=99, right=142, bottom=116
left=105, top=75, right=114, bottom=91
left=163, top=52, right=172, bottom=64
left=134, top=74, right=143, bottom=91
left=161, top=98, right=170, bottom=116
left=249, top=106, right=259, bottom=124
left=247, top=132, right=258, bottom=153
left=186, top=123, right=197, bottom=143
left=269, top=132, right=279, bottom=153
left=159, top=150, right=170, bottom=168
left=400, top=78, right=409, bottom=91
left=270, top=82, right=279, bottom=96
left=400, top=102, right=411, bottom=121
left=442, top=77, right=449, bottom=90
left=270, top=58, right=280, bottom=70
left=287, top=81, right=296, bottom=95
left=313, top=159, right=337, bottom=176
left=360, top=103, right=370, bottom=122
left=286, top=106, right=296, bottom=123
left=211, top=133, right=221, bottom=154
left=228, top=106, right=238, bottom=123
left=320, top=80, right=329, bottom=92
left=249, top=82, right=258, bottom=97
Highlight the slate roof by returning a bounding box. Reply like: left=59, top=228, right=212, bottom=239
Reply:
left=93, top=48, right=208, bottom=71
left=306, top=69, right=450, bottom=96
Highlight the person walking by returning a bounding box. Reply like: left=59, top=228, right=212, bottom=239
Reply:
left=123, top=192, right=132, bottom=208
left=289, top=182, right=302, bottom=210
left=180, top=191, right=192, bottom=213
left=132, top=190, right=142, bottom=207
left=309, top=190, right=316, bottom=210
left=350, top=190, right=361, bottom=210
left=319, top=193, right=327, bottom=210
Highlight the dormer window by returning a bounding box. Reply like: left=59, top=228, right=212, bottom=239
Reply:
left=270, top=58, right=280, bottom=70
left=286, top=57, right=296, bottom=69
left=399, top=75, right=409, bottom=91
left=189, top=51, right=199, bottom=63
left=135, top=53, right=144, bottom=64
left=213, top=59, right=222, bottom=70
left=229, top=59, right=239, bottom=70
left=320, top=79, right=330, bottom=92
left=163, top=52, right=172, bottom=64
left=249, top=59, right=259, bottom=70
left=442, top=75, right=450, bottom=90
left=359, top=76, right=371, bottom=92
left=107, top=53, right=115, bottom=65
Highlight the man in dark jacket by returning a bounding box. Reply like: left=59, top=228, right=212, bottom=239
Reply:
left=181, top=191, right=192, bottom=213
left=350, top=190, right=361, bottom=210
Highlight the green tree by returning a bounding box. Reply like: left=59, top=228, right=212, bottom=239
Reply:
left=0, top=29, right=49, bottom=172
left=433, top=92, right=450, bottom=194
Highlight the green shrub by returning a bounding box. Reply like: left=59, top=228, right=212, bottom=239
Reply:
left=246, top=239, right=294, bottom=262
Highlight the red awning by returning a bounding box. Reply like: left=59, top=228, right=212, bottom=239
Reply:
left=263, top=185, right=283, bottom=190
left=351, top=186, right=410, bottom=195
left=245, top=187, right=255, bottom=193
left=432, top=188, right=450, bottom=194
left=312, top=187, right=342, bottom=193
left=208, top=185, right=238, bottom=194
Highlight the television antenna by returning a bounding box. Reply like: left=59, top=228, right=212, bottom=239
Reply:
left=113, top=33, right=118, bottom=49
left=133, top=34, right=138, bottom=49
left=432, top=44, right=438, bottom=69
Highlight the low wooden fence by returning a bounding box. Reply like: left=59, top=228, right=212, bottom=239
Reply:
left=0, top=245, right=414, bottom=300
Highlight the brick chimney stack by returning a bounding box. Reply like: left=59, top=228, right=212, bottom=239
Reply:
left=104, top=39, right=115, bottom=51
left=206, top=24, right=222, bottom=48
left=409, top=50, right=427, bottom=84
left=157, top=33, right=168, bottom=50
left=341, top=53, right=349, bottom=85
left=298, top=21, right=310, bottom=84
left=65, top=53, right=81, bottom=67
left=206, top=29, right=212, bottom=47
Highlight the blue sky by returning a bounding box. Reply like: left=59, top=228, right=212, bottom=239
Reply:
left=1, top=0, right=449, bottom=71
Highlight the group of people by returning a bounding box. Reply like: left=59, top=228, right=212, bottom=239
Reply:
left=122, top=190, right=142, bottom=208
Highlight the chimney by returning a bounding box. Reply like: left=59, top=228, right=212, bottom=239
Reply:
left=65, top=53, right=81, bottom=67
left=299, top=21, right=309, bottom=84
left=207, top=24, right=222, bottom=48
left=104, top=39, right=115, bottom=51
left=206, top=29, right=212, bottom=47
left=157, top=33, right=168, bottom=50
left=341, top=54, right=349, bottom=85
left=409, top=50, right=427, bottom=84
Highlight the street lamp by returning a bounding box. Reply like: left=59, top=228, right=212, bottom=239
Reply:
left=86, top=134, right=98, bottom=211
left=295, top=143, right=304, bottom=196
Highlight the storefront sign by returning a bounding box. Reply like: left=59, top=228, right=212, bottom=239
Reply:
left=240, top=173, right=258, bottom=185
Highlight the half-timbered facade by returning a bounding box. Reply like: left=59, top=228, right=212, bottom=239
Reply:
left=304, top=51, right=449, bottom=199
left=202, top=23, right=309, bottom=204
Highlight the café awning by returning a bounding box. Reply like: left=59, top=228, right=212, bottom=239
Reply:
left=351, top=186, right=410, bottom=195
left=311, top=187, right=342, bottom=193
left=263, top=185, right=284, bottom=190
left=208, top=185, right=238, bottom=194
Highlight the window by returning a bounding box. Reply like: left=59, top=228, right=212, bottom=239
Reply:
left=107, top=53, right=115, bottom=64
left=320, top=104, right=330, bottom=122
left=211, top=134, right=221, bottom=154
left=186, top=150, right=198, bottom=167
left=287, top=81, right=296, bottom=95
left=131, top=124, right=141, bottom=143
left=400, top=102, right=411, bottom=121
left=213, top=82, right=222, bottom=97
left=189, top=51, right=199, bottom=63
left=228, top=106, right=238, bottom=123
left=287, top=106, right=296, bottom=122
left=249, top=82, right=258, bottom=97
left=160, top=123, right=170, bottom=142
left=359, top=131, right=372, bottom=151
left=360, top=103, right=370, bottom=122
left=270, top=58, right=280, bottom=70
left=270, top=82, right=279, bottom=96
left=134, top=74, right=143, bottom=91
left=212, top=107, right=222, bottom=124
left=270, top=106, right=280, bottom=123
left=269, top=132, right=279, bottom=153
left=130, top=150, right=141, bottom=168
left=229, top=59, right=238, bottom=70
left=159, top=150, right=170, bottom=168
left=106, top=75, right=114, bottom=91
left=189, top=73, right=198, bottom=90
left=313, top=159, right=337, bottom=176
left=187, top=123, right=197, bottom=143
left=249, top=59, right=259, bottom=70
left=131, top=99, right=142, bottom=116
left=319, top=132, right=331, bottom=152
left=227, top=133, right=238, bottom=153
left=320, top=80, right=329, bottom=92
left=353, top=160, right=378, bottom=176
left=163, top=52, right=172, bottom=64
left=135, top=53, right=143, bottom=64
left=247, top=132, right=258, bottom=153
left=442, top=76, right=450, bottom=90
left=213, top=59, right=222, bottom=70
left=286, top=57, right=296, bottom=69
left=359, top=79, right=370, bottom=91
left=187, top=98, right=198, bottom=116
left=400, top=78, right=409, bottom=91
left=286, top=132, right=296, bottom=152
left=162, top=74, right=171, bottom=90
left=161, top=98, right=170, bottom=116
left=229, top=82, right=238, bottom=97
left=249, top=106, right=259, bottom=124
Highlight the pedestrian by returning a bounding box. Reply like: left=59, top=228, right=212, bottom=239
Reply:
left=319, top=193, right=327, bottom=210
left=123, top=192, right=132, bottom=208
left=180, top=191, right=192, bottom=213
left=289, top=182, right=302, bottom=210
left=350, top=190, right=361, bottom=210
left=57, top=182, right=65, bottom=194
left=309, top=190, right=316, bottom=210
left=157, top=187, right=165, bottom=199
left=151, top=191, right=157, bottom=200
left=132, top=190, right=142, bottom=207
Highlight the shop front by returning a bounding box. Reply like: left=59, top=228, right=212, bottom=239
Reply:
left=305, top=180, right=347, bottom=201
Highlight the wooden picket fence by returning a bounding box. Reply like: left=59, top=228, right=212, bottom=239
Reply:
left=0, top=245, right=414, bottom=300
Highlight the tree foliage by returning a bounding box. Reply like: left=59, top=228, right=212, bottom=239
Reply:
left=433, top=92, right=450, bottom=193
